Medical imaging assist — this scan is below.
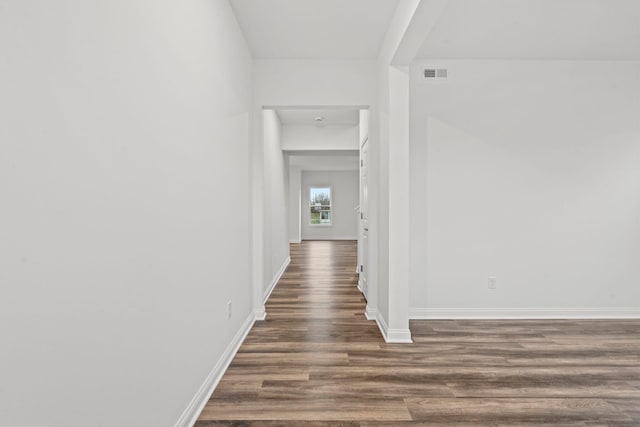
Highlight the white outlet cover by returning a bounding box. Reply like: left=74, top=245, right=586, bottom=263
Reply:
left=488, top=277, right=496, bottom=289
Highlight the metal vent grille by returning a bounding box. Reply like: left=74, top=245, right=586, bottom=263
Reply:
left=424, top=68, right=448, bottom=79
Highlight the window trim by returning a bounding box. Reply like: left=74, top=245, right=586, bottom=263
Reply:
left=309, top=185, right=333, bottom=227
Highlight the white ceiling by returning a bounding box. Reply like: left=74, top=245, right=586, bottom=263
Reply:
left=229, top=0, right=400, bottom=59
left=276, top=108, right=360, bottom=126
left=289, top=153, right=359, bottom=171
left=417, top=0, right=640, bottom=60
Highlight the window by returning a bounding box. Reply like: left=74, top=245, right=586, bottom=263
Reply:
left=310, top=187, right=331, bottom=225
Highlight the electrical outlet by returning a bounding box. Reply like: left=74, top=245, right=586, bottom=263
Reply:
left=227, top=301, right=232, bottom=319
left=488, top=276, right=496, bottom=289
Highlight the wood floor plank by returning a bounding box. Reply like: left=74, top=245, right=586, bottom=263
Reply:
left=195, top=240, right=640, bottom=426
left=199, top=397, right=412, bottom=421
left=405, top=397, right=632, bottom=424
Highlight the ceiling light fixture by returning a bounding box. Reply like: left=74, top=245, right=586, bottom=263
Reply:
left=314, top=116, right=324, bottom=122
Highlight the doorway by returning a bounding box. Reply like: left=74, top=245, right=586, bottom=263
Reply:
left=259, top=105, right=371, bottom=317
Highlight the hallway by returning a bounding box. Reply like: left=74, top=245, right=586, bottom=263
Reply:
left=196, top=241, right=640, bottom=426
left=195, top=240, right=397, bottom=424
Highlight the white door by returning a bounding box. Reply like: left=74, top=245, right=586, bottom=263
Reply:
left=359, top=137, right=369, bottom=298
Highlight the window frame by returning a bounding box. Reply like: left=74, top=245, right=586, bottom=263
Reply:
left=309, top=185, right=333, bottom=227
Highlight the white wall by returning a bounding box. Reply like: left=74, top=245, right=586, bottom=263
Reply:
left=255, top=59, right=377, bottom=107
left=301, top=171, right=360, bottom=240
left=282, top=125, right=359, bottom=151
left=288, top=166, right=302, bottom=243
left=357, top=109, right=371, bottom=285
left=289, top=154, right=360, bottom=171
left=359, top=109, right=370, bottom=146
left=409, top=59, right=640, bottom=317
left=263, top=110, right=290, bottom=297
left=0, top=1, right=254, bottom=426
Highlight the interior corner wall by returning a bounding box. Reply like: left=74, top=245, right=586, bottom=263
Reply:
left=263, top=110, right=290, bottom=297
left=301, top=171, right=360, bottom=240
left=0, top=1, right=254, bottom=425
left=409, top=59, right=640, bottom=317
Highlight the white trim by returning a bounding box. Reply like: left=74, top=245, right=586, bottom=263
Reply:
left=254, top=309, right=266, bottom=321
left=264, top=256, right=290, bottom=304
left=371, top=311, right=413, bottom=344
left=289, top=239, right=302, bottom=244
left=263, top=104, right=370, bottom=110
left=365, top=305, right=377, bottom=321
left=409, top=307, right=640, bottom=320
left=301, top=236, right=359, bottom=241
left=174, top=313, right=255, bottom=427
left=375, top=312, right=388, bottom=339
left=385, top=326, right=413, bottom=343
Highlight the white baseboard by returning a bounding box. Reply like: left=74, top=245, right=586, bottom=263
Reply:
left=174, top=313, right=255, bottom=427
left=254, top=309, right=266, bottom=321
left=289, top=239, right=301, bottom=244
left=409, top=307, right=640, bottom=320
left=365, top=305, right=377, bottom=320
left=373, top=312, right=413, bottom=343
left=263, top=256, right=290, bottom=304
left=301, top=236, right=358, bottom=241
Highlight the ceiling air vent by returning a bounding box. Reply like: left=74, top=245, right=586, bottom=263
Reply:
left=424, top=68, right=448, bottom=80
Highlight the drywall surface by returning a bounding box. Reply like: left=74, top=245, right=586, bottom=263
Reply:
left=255, top=59, right=377, bottom=107
left=288, top=167, right=302, bottom=243
left=357, top=109, right=371, bottom=285
left=301, top=171, right=360, bottom=240
left=374, top=0, right=425, bottom=330
left=359, top=109, right=370, bottom=145
left=289, top=154, right=359, bottom=171
left=0, top=1, right=253, bottom=425
left=263, top=110, right=290, bottom=293
left=282, top=125, right=359, bottom=151
left=409, top=59, right=640, bottom=316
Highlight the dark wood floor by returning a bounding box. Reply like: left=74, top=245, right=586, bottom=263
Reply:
left=196, top=240, right=640, bottom=426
